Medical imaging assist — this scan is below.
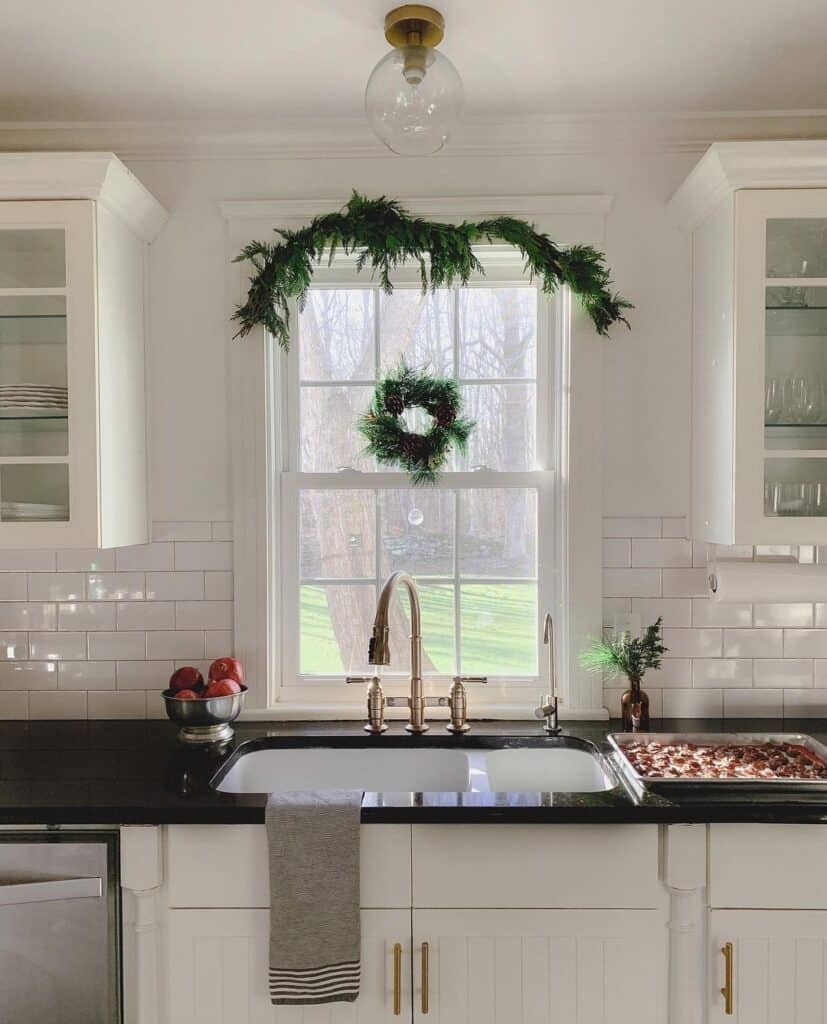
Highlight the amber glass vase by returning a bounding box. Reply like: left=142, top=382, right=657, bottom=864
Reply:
left=620, top=678, right=650, bottom=731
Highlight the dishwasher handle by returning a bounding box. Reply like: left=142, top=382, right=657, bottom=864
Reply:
left=0, top=876, right=102, bottom=906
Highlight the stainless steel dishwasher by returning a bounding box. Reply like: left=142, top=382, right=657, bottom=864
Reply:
left=0, top=831, right=120, bottom=1024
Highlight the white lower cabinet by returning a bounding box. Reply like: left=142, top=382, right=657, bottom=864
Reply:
left=167, top=907, right=411, bottom=1023
left=709, top=910, right=827, bottom=1023
left=411, top=909, right=667, bottom=1024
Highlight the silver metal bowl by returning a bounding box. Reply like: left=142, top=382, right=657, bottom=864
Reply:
left=162, top=686, right=247, bottom=744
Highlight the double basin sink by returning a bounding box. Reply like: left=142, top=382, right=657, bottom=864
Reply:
left=215, top=737, right=618, bottom=796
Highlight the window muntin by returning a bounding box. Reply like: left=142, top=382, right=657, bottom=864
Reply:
left=286, top=281, right=551, bottom=687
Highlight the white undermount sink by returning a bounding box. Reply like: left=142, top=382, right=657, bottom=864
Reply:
left=215, top=742, right=616, bottom=795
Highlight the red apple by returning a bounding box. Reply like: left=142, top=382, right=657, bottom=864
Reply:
left=203, top=678, right=241, bottom=699
left=208, top=657, right=244, bottom=686
left=169, top=666, right=204, bottom=693
left=173, top=688, right=199, bottom=700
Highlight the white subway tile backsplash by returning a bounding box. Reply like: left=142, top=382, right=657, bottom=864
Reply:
left=56, top=549, right=116, bottom=571
left=175, top=600, right=233, bottom=630
left=29, top=691, right=87, bottom=719
left=87, top=573, right=145, bottom=601
left=814, top=661, right=827, bottom=688
left=29, top=632, right=86, bottom=661
left=723, top=689, right=783, bottom=718
left=603, top=569, right=661, bottom=598
left=646, top=659, right=692, bottom=688
left=0, top=574, right=27, bottom=600
left=663, top=688, right=723, bottom=718
left=0, top=549, right=56, bottom=571
left=204, top=572, right=233, bottom=601
left=724, top=629, right=783, bottom=658
left=205, top=630, right=233, bottom=659
left=146, top=571, right=204, bottom=601
left=152, top=521, right=213, bottom=542
left=754, top=659, right=813, bottom=688
left=0, top=632, right=27, bottom=660
left=27, top=573, right=85, bottom=601
left=146, top=630, right=205, bottom=659
left=0, top=692, right=28, bottom=718
left=692, top=659, right=752, bottom=688
left=661, top=517, right=688, bottom=538
left=603, top=517, right=661, bottom=538
left=0, top=662, right=57, bottom=690
left=602, top=598, right=631, bottom=626
left=783, top=690, right=827, bottom=718
left=814, top=604, right=827, bottom=628
left=0, top=603, right=56, bottom=630
left=602, top=539, right=631, bottom=568
left=58, top=662, right=115, bottom=690
left=631, top=598, right=692, bottom=628
left=58, top=603, right=116, bottom=632
left=174, top=542, right=232, bottom=571
left=662, top=627, right=722, bottom=659
left=754, top=603, right=814, bottom=628
left=87, top=690, right=146, bottom=719
left=632, top=538, right=692, bottom=568
left=115, top=543, right=174, bottom=572
left=116, top=661, right=173, bottom=690
left=116, top=602, right=174, bottom=631
left=691, top=599, right=752, bottom=628
left=212, top=522, right=233, bottom=541
left=87, top=632, right=146, bottom=661
left=784, top=630, right=827, bottom=658
left=662, top=568, right=709, bottom=597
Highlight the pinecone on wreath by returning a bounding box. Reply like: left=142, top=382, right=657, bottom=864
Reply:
left=383, top=392, right=405, bottom=416
left=400, top=433, right=424, bottom=460
left=433, top=401, right=456, bottom=428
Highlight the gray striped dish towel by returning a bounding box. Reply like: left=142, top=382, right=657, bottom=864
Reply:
left=266, top=790, right=362, bottom=1004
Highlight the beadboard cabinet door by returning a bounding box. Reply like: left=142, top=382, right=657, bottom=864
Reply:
left=710, top=910, right=827, bottom=1023
left=167, top=908, right=411, bottom=1024
left=411, top=909, right=667, bottom=1024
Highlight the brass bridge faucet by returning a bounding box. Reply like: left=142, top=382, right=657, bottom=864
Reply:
left=347, top=570, right=486, bottom=733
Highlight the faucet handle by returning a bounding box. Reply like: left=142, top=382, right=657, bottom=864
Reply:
left=346, top=676, right=387, bottom=734
left=445, top=676, right=487, bottom=734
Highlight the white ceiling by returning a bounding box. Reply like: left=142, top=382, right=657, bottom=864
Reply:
left=3, top=0, right=827, bottom=122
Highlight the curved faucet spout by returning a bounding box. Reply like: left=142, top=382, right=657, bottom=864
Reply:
left=368, top=571, right=426, bottom=732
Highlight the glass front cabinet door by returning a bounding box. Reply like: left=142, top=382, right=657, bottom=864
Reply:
left=0, top=157, right=165, bottom=548
left=675, top=144, right=827, bottom=543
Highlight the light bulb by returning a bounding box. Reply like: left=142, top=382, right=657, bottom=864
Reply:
left=365, top=44, right=463, bottom=156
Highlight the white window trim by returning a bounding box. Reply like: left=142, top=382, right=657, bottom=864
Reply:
left=222, top=195, right=611, bottom=720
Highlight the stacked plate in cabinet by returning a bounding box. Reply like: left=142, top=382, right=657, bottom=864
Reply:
left=0, top=501, right=69, bottom=521
left=0, top=385, right=68, bottom=418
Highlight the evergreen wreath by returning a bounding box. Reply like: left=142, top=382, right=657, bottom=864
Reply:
left=233, top=191, right=632, bottom=349
left=357, top=363, right=474, bottom=485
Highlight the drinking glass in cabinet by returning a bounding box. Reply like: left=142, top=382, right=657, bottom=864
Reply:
left=0, top=229, right=65, bottom=288
left=765, top=460, right=827, bottom=517
left=767, top=219, right=827, bottom=278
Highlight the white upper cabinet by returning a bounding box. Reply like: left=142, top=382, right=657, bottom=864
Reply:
left=671, top=141, right=827, bottom=543
left=0, top=153, right=166, bottom=548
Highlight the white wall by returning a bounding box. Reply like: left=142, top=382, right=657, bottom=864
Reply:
left=129, top=149, right=696, bottom=523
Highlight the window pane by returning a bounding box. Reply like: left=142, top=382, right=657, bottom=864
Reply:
left=460, top=583, right=537, bottom=676
left=300, top=584, right=376, bottom=675
left=379, top=289, right=453, bottom=375
left=459, top=384, right=536, bottom=470
left=379, top=490, right=454, bottom=577
left=300, top=386, right=374, bottom=471
left=386, top=583, right=455, bottom=676
left=300, top=491, right=375, bottom=578
left=300, top=290, right=375, bottom=380
left=458, top=287, right=536, bottom=378
left=459, top=489, right=537, bottom=578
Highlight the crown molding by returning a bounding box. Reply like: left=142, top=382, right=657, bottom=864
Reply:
left=0, top=151, right=167, bottom=241
left=3, top=111, right=827, bottom=162
left=669, top=139, right=827, bottom=229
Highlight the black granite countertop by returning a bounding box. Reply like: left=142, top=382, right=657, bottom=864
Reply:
left=3, top=717, right=827, bottom=826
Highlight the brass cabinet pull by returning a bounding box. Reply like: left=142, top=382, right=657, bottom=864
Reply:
left=392, top=942, right=402, bottom=1016
left=421, top=941, right=430, bottom=1015
left=721, top=942, right=734, bottom=1015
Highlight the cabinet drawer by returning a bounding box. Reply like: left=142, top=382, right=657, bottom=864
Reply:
left=412, top=825, right=661, bottom=909
left=166, top=824, right=411, bottom=909
left=710, top=824, right=827, bottom=909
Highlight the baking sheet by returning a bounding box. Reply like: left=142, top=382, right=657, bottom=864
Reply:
left=607, top=732, right=827, bottom=788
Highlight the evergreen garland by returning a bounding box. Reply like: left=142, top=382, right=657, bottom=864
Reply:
left=233, top=191, right=632, bottom=348
left=357, top=363, right=474, bottom=485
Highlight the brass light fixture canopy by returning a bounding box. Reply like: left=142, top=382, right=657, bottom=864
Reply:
left=384, top=5, right=445, bottom=48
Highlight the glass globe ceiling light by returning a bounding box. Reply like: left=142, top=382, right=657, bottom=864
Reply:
left=365, top=5, right=464, bottom=156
